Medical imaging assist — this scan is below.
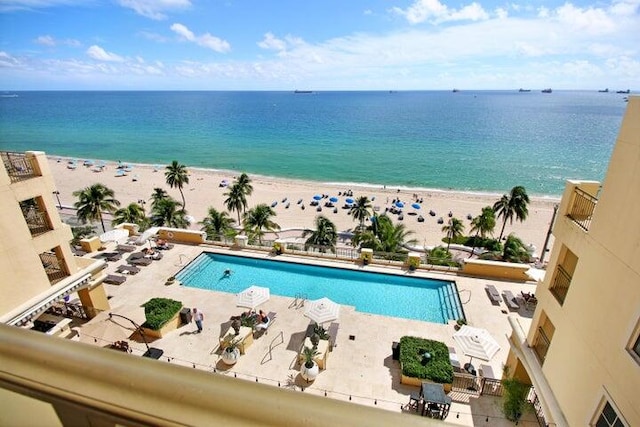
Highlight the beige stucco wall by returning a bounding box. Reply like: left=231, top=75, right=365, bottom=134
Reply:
left=157, top=228, right=206, bottom=244
left=0, top=152, right=78, bottom=316
left=521, top=97, right=640, bottom=426
left=461, top=258, right=530, bottom=281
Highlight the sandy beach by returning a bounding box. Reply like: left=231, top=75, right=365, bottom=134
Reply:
left=48, top=157, right=559, bottom=256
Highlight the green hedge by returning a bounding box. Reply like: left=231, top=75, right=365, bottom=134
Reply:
left=142, top=298, right=183, bottom=330
left=399, top=336, right=454, bottom=384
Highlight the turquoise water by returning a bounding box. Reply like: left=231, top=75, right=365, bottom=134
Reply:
left=175, top=252, right=463, bottom=324
left=0, top=90, right=626, bottom=196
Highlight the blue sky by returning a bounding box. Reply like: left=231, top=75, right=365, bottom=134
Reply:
left=0, top=0, right=638, bottom=90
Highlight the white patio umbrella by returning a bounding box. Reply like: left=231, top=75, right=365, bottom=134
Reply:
left=236, top=285, right=270, bottom=309
left=304, top=297, right=340, bottom=325
left=453, top=325, right=501, bottom=366
left=526, top=267, right=546, bottom=282
left=99, top=228, right=129, bottom=243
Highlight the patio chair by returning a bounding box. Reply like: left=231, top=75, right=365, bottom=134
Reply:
left=116, top=265, right=140, bottom=275
left=502, top=290, right=520, bottom=310
left=407, top=393, right=421, bottom=413
left=104, top=274, right=127, bottom=285
left=116, top=244, right=136, bottom=253
left=484, top=284, right=502, bottom=304
left=128, top=257, right=152, bottom=266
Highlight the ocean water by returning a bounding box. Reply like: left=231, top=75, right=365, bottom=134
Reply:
left=0, top=90, right=627, bottom=196
left=176, top=252, right=463, bottom=323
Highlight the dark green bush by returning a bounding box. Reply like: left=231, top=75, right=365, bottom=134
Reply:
left=142, top=298, right=183, bottom=330
left=399, top=336, right=454, bottom=384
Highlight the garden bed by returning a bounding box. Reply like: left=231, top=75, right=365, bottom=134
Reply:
left=399, top=336, right=454, bottom=389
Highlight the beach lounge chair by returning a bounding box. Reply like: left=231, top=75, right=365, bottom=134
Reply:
left=106, top=252, right=122, bottom=262
left=128, top=257, right=152, bottom=266
left=479, top=364, right=496, bottom=379
left=117, top=244, right=136, bottom=253
left=116, top=265, right=140, bottom=275
left=484, top=285, right=502, bottom=304
left=327, top=322, right=339, bottom=351
left=502, top=290, right=520, bottom=310
left=104, top=274, right=127, bottom=285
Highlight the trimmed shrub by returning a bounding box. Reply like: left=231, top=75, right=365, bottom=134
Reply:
left=142, top=298, right=182, bottom=330
left=399, top=336, right=454, bottom=384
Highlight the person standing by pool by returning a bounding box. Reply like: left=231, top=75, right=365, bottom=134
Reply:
left=192, top=308, right=204, bottom=333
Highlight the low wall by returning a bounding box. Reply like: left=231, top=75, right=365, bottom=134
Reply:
left=142, top=311, right=183, bottom=339
left=461, top=259, right=530, bottom=282
left=157, top=228, right=206, bottom=245
left=400, top=374, right=452, bottom=393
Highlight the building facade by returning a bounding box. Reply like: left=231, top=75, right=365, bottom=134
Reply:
left=507, top=97, right=640, bottom=426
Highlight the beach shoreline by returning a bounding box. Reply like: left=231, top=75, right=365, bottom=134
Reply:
left=48, top=155, right=559, bottom=256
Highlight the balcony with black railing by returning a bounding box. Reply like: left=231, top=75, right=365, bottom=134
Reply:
left=39, top=252, right=69, bottom=284
left=532, top=327, right=551, bottom=365
left=1, top=151, right=38, bottom=183
left=549, top=264, right=572, bottom=305
left=21, top=206, right=53, bottom=237
left=566, top=187, right=598, bottom=231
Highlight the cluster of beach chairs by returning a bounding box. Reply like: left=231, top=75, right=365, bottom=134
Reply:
left=102, top=240, right=174, bottom=285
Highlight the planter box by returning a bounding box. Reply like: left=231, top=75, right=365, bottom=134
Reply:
left=400, top=363, right=452, bottom=393
left=142, top=311, right=182, bottom=339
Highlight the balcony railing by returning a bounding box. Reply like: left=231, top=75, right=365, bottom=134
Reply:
left=549, top=264, right=572, bottom=305
left=39, top=252, right=69, bottom=284
left=567, top=187, right=598, bottom=231
left=22, top=207, right=53, bottom=237
left=1, top=151, right=38, bottom=183
left=532, top=327, right=551, bottom=365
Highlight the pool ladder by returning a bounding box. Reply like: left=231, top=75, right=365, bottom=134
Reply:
left=291, top=293, right=307, bottom=309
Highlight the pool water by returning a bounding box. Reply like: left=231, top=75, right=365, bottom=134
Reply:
left=176, top=253, right=464, bottom=324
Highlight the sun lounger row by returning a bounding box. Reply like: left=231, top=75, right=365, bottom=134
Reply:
left=502, top=290, right=520, bottom=310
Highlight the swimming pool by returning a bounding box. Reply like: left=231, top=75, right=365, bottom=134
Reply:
left=176, top=252, right=464, bottom=324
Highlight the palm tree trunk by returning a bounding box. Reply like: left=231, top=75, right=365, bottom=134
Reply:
left=179, top=189, right=186, bottom=210
left=498, top=217, right=508, bottom=241
left=468, top=230, right=480, bottom=258
left=99, top=213, right=106, bottom=233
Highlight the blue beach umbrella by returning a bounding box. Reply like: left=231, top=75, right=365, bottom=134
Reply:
left=313, top=195, right=323, bottom=201
left=395, top=201, right=405, bottom=208
left=412, top=203, right=421, bottom=210
left=345, top=197, right=354, bottom=204
left=330, top=197, right=339, bottom=203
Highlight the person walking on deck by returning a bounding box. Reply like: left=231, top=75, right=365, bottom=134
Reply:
left=192, top=308, right=204, bottom=333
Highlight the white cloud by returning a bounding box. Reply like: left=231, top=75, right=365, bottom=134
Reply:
left=117, top=0, right=191, bottom=20
left=258, top=33, right=287, bottom=51
left=553, top=3, right=616, bottom=34
left=0, top=51, right=22, bottom=68
left=170, top=23, right=231, bottom=53
left=35, top=35, right=81, bottom=47
left=0, top=0, right=83, bottom=13
left=392, top=0, right=489, bottom=24
left=36, top=35, right=56, bottom=46
left=86, top=45, right=124, bottom=62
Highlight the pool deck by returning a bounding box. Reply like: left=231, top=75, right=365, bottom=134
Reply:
left=75, top=243, right=540, bottom=426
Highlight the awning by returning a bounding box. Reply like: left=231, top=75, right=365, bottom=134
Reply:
left=2, top=273, right=92, bottom=326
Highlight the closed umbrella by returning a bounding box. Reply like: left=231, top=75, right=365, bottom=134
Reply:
left=304, top=297, right=340, bottom=325
left=453, top=325, right=501, bottom=372
left=237, top=285, right=270, bottom=309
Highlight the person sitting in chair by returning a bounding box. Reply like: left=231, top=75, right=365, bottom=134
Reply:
left=254, top=310, right=271, bottom=331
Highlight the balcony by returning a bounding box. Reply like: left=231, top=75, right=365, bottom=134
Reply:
left=21, top=203, right=53, bottom=237
left=39, top=252, right=69, bottom=284
left=532, top=327, right=551, bottom=365
left=566, top=187, right=598, bottom=231
left=1, top=151, right=38, bottom=183
left=549, top=264, right=572, bottom=305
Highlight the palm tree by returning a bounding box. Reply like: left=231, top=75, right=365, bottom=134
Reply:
left=348, top=196, right=372, bottom=230
left=236, top=173, right=253, bottom=212
left=468, top=206, right=496, bottom=257
left=493, top=186, right=530, bottom=240
left=150, top=187, right=169, bottom=210
left=199, top=207, right=235, bottom=241
left=73, top=184, right=120, bottom=232
left=302, top=216, right=338, bottom=253
left=224, top=183, right=247, bottom=224
left=150, top=197, right=189, bottom=228
left=165, top=160, right=189, bottom=209
left=242, top=204, right=280, bottom=245
left=502, top=234, right=531, bottom=263
left=442, top=217, right=465, bottom=252
left=353, top=215, right=416, bottom=254
left=112, top=202, right=149, bottom=231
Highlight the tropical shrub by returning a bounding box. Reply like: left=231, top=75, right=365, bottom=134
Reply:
left=427, top=246, right=461, bottom=267
left=142, top=298, right=183, bottom=330
left=502, top=371, right=531, bottom=421
left=399, top=336, right=454, bottom=384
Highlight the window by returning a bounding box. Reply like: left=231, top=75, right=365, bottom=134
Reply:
left=632, top=335, right=640, bottom=359
left=629, top=321, right=640, bottom=365
left=594, top=401, right=626, bottom=427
